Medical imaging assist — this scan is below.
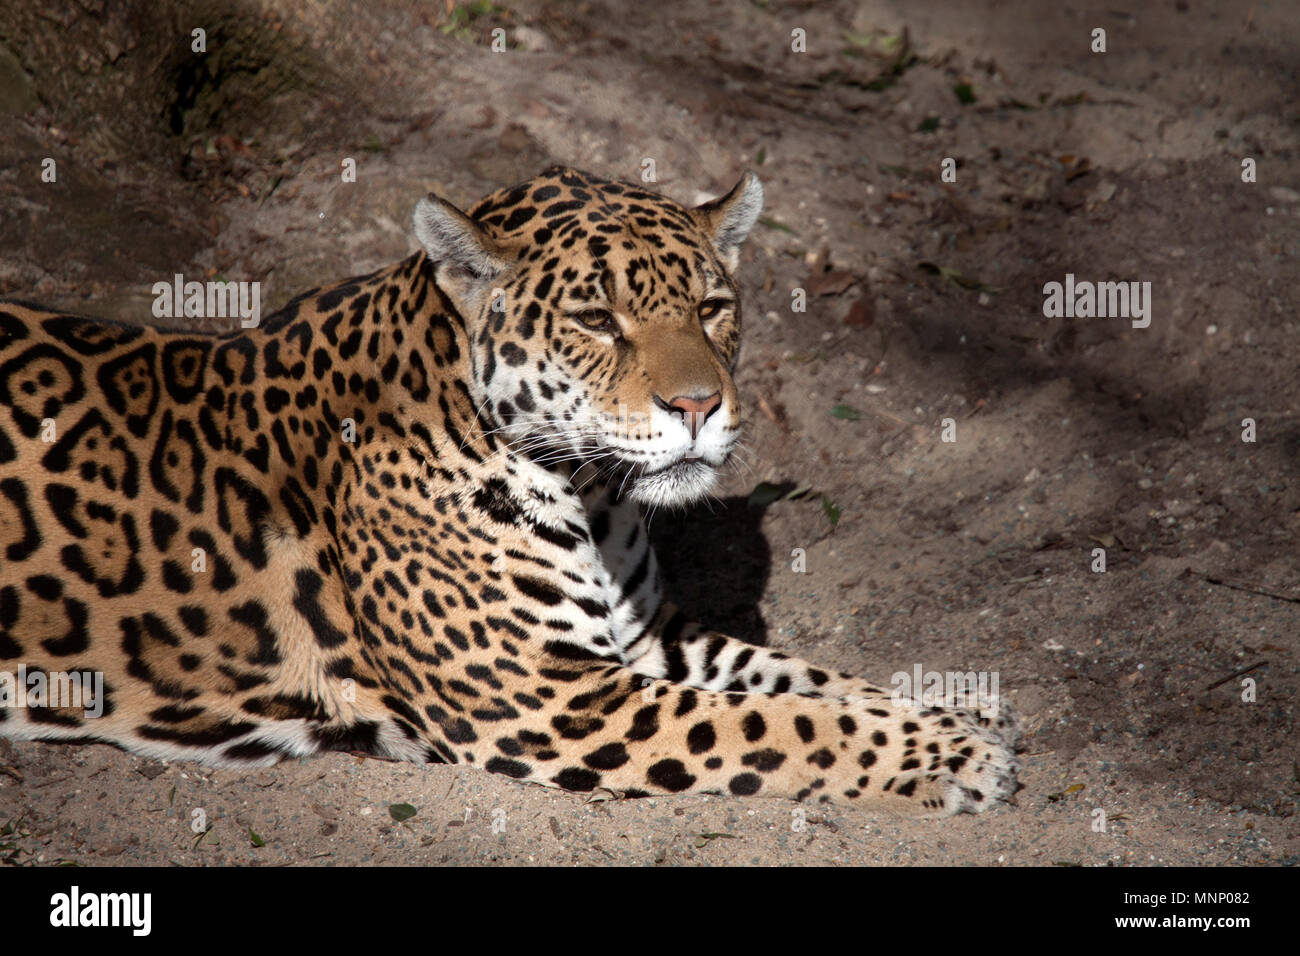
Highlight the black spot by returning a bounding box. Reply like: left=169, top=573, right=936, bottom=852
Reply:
left=742, top=711, right=766, bottom=742
left=672, top=689, right=697, bottom=718
left=553, top=766, right=600, bottom=791
left=807, top=747, right=836, bottom=769
left=39, top=598, right=91, bottom=656
left=473, top=478, right=522, bottom=525
left=223, top=740, right=282, bottom=762
left=551, top=713, right=604, bottom=739
left=150, top=508, right=180, bottom=551
left=148, top=702, right=204, bottom=723
left=0, top=479, right=40, bottom=560
left=728, top=772, right=762, bottom=796
left=25, top=575, right=62, bottom=601
left=441, top=717, right=478, bottom=744
left=293, top=568, right=349, bottom=649
left=502, top=205, right=537, bottom=230
left=646, top=758, right=696, bottom=793
left=513, top=574, right=565, bottom=605
left=499, top=341, right=527, bottom=366
left=625, top=703, right=659, bottom=741
left=741, top=749, right=786, bottom=772
left=312, top=720, right=380, bottom=753
left=138, top=720, right=257, bottom=747
left=582, top=742, right=630, bottom=770
left=485, top=756, right=531, bottom=779
left=794, top=715, right=815, bottom=743
left=686, top=721, right=716, bottom=754
left=161, top=561, right=192, bottom=593
left=43, top=482, right=85, bottom=538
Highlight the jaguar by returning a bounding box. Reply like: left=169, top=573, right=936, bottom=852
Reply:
left=0, top=166, right=1018, bottom=814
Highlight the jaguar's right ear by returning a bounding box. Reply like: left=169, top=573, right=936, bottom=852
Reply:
left=413, top=194, right=509, bottom=313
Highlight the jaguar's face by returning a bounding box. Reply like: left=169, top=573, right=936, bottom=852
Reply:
left=414, top=167, right=763, bottom=507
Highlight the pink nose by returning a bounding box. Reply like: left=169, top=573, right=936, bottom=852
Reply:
left=660, top=391, right=721, bottom=440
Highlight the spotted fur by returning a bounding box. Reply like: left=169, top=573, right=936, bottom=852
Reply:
left=0, top=167, right=1018, bottom=814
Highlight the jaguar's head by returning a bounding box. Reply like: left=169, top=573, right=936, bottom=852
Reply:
left=413, top=166, right=763, bottom=508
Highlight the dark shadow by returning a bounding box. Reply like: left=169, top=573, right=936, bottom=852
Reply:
left=646, top=496, right=773, bottom=646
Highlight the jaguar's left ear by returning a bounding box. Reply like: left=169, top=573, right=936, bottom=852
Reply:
left=693, top=172, right=764, bottom=272
left=413, top=193, right=511, bottom=316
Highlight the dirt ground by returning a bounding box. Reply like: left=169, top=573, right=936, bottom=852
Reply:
left=0, top=0, right=1297, bottom=866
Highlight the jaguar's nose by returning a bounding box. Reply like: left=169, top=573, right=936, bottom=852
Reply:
left=656, top=391, right=721, bottom=440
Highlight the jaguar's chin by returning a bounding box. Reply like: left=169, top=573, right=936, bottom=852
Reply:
left=626, top=457, right=719, bottom=508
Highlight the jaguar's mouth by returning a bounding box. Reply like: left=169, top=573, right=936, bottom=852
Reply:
left=624, top=456, right=718, bottom=507
left=558, top=438, right=725, bottom=506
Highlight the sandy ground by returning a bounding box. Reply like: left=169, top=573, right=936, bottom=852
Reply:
left=0, top=0, right=1297, bottom=866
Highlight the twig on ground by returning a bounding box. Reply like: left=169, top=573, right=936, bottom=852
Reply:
left=1205, top=660, right=1268, bottom=692
left=1187, top=570, right=1300, bottom=605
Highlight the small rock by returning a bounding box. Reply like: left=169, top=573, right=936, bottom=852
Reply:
left=1015, top=686, right=1046, bottom=714
left=1089, top=181, right=1117, bottom=204
left=512, top=26, right=550, bottom=52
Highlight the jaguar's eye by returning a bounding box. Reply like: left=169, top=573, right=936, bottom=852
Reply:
left=572, top=309, right=618, bottom=334
left=698, top=299, right=731, bottom=321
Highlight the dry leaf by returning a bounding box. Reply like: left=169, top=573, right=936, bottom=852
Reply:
left=806, top=270, right=857, bottom=297
left=843, top=298, right=873, bottom=326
